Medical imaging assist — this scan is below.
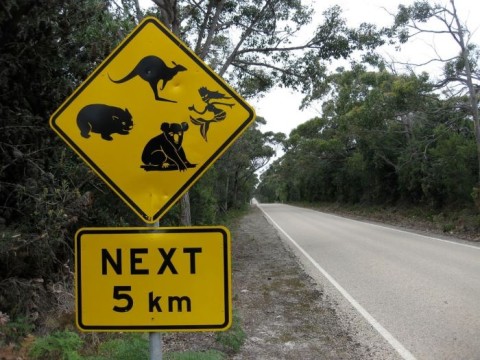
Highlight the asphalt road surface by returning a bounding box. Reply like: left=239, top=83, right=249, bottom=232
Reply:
left=257, top=202, right=480, bottom=360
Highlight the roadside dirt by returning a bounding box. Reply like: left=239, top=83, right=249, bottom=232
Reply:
left=164, top=205, right=371, bottom=358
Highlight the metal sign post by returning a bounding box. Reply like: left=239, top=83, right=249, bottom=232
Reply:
left=150, top=332, right=163, bottom=360
left=150, top=221, right=162, bottom=360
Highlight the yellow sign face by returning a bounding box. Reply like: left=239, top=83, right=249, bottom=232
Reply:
left=50, top=17, right=255, bottom=223
left=75, top=227, right=231, bottom=331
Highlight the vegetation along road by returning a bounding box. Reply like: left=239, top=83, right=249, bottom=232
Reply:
left=258, top=202, right=480, bottom=360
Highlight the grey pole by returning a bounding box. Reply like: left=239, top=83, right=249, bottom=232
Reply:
left=149, top=332, right=163, bottom=360
left=149, top=220, right=163, bottom=360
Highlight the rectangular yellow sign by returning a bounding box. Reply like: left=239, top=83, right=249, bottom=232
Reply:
left=75, top=227, right=231, bottom=331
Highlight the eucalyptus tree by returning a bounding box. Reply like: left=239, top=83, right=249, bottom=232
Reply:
left=138, top=1, right=387, bottom=102
left=215, top=117, right=284, bottom=211
left=391, top=0, right=480, bottom=187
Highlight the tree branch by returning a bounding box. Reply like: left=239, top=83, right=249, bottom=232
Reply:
left=231, top=59, right=299, bottom=79
left=218, top=0, right=275, bottom=76
left=199, top=0, right=226, bottom=59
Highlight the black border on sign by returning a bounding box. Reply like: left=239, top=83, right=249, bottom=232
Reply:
left=50, top=17, right=255, bottom=223
left=75, top=227, right=231, bottom=331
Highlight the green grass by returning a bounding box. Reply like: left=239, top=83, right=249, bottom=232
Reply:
left=165, top=350, right=225, bottom=360
left=215, top=312, right=246, bottom=353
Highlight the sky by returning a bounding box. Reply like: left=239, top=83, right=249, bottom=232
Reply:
left=250, top=0, right=480, bottom=136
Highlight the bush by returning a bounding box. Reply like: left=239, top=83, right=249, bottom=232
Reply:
left=95, top=333, right=149, bottom=360
left=215, top=312, right=246, bottom=353
left=0, top=314, right=34, bottom=346
left=29, top=330, right=83, bottom=360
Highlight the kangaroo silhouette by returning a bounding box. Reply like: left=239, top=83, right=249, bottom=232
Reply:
left=109, top=55, right=187, bottom=103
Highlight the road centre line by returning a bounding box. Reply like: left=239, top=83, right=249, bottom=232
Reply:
left=257, top=205, right=417, bottom=360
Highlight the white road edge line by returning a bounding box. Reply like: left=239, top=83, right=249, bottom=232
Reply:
left=257, top=204, right=417, bottom=360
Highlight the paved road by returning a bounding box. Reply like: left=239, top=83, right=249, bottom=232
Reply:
left=258, top=203, right=480, bottom=360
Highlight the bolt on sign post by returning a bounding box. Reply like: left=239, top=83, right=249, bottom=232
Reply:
left=50, top=16, right=255, bottom=224
left=75, top=227, right=231, bottom=331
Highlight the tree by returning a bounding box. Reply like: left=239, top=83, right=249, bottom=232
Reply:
left=140, top=0, right=387, bottom=222
left=146, top=1, right=386, bottom=101
left=215, top=117, right=284, bottom=211
left=391, top=0, right=480, bottom=188
left=0, top=0, right=140, bottom=319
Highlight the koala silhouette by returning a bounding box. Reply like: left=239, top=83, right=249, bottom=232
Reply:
left=141, top=122, right=196, bottom=171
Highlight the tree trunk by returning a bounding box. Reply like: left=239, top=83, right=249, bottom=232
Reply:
left=153, top=0, right=192, bottom=225
left=224, top=176, right=229, bottom=212
left=179, top=192, right=191, bottom=226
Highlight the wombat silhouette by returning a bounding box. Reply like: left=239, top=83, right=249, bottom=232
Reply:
left=109, top=55, right=187, bottom=103
left=141, top=122, right=196, bottom=172
left=77, top=104, right=133, bottom=141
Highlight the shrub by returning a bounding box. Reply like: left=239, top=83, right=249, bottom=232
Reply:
left=0, top=315, right=33, bottom=345
left=215, top=312, right=246, bottom=353
left=95, top=333, right=149, bottom=360
left=29, top=330, right=83, bottom=360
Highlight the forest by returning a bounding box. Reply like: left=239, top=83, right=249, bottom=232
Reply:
left=256, top=1, right=480, bottom=217
left=0, top=0, right=479, bottom=358
left=256, top=67, right=479, bottom=208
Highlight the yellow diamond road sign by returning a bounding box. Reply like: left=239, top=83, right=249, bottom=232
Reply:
left=75, top=226, right=231, bottom=331
left=50, top=17, right=255, bottom=223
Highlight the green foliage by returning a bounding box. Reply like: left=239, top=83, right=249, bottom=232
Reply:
left=390, top=0, right=480, bottom=184
left=26, top=332, right=213, bottom=360
left=421, top=128, right=477, bottom=207
left=215, top=312, right=246, bottom=353
left=190, top=169, right=220, bottom=225
left=29, top=330, right=83, bottom=360
left=0, top=0, right=137, bottom=318
left=0, top=316, right=33, bottom=345
left=28, top=332, right=149, bottom=360
left=94, top=333, right=148, bottom=360
left=177, top=0, right=386, bottom=103
left=165, top=350, right=225, bottom=360
left=257, top=66, right=478, bottom=213
left=212, top=117, right=280, bottom=213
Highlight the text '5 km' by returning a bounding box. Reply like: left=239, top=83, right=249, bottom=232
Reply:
left=75, top=227, right=231, bottom=332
